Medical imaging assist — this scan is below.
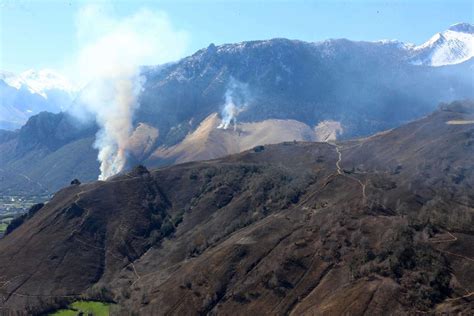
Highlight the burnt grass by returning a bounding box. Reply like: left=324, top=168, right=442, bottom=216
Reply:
left=0, top=101, right=473, bottom=315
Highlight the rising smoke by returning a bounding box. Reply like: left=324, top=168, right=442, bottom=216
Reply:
left=217, top=78, right=250, bottom=130
left=72, top=5, right=188, bottom=180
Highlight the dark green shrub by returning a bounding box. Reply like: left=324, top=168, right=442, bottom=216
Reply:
left=160, top=219, right=175, bottom=237
left=5, top=203, right=44, bottom=235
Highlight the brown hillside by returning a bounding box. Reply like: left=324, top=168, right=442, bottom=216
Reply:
left=0, top=101, right=473, bottom=315
left=149, top=113, right=318, bottom=164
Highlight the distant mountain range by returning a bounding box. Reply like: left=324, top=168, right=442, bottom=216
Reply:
left=0, top=23, right=473, bottom=195
left=136, top=23, right=473, bottom=144
left=1, top=101, right=472, bottom=314
left=1, top=22, right=472, bottom=132
left=0, top=69, right=75, bottom=130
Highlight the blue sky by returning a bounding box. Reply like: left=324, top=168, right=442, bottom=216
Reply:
left=1, top=0, right=473, bottom=72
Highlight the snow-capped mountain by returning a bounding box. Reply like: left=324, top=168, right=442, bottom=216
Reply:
left=410, top=23, right=474, bottom=66
left=0, top=69, right=75, bottom=98
left=1, top=24, right=473, bottom=195
left=0, top=69, right=76, bottom=130
left=0, top=23, right=472, bottom=131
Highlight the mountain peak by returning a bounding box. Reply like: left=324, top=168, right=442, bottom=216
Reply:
left=410, top=23, right=474, bottom=66
left=1, top=69, right=76, bottom=98
left=448, top=22, right=474, bottom=34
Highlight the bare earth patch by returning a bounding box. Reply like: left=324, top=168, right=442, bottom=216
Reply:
left=446, top=120, right=474, bottom=125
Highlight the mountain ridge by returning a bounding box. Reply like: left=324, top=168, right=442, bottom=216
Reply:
left=0, top=70, right=75, bottom=130
left=411, top=24, right=474, bottom=66
left=1, top=25, right=473, bottom=195
left=1, top=22, right=471, bottom=131
left=0, top=100, right=472, bottom=314
left=0, top=69, right=75, bottom=98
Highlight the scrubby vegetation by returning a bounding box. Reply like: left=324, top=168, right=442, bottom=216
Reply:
left=192, top=163, right=317, bottom=212
left=5, top=203, right=44, bottom=235
left=406, top=202, right=474, bottom=233
left=2, top=103, right=472, bottom=314
left=182, top=163, right=317, bottom=256
left=141, top=183, right=179, bottom=245
left=349, top=223, right=451, bottom=309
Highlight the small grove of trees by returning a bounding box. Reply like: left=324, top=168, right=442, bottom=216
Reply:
left=5, top=203, right=44, bottom=235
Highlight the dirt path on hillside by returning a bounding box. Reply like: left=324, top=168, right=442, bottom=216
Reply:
left=332, top=144, right=367, bottom=204
left=1, top=185, right=143, bottom=303
left=427, top=231, right=474, bottom=303
left=72, top=187, right=142, bottom=285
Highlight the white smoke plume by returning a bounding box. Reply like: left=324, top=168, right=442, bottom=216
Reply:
left=72, top=5, right=188, bottom=180
left=314, top=120, right=344, bottom=142
left=217, top=78, right=250, bottom=130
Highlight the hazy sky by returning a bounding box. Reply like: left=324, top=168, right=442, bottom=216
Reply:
left=1, top=0, right=473, bottom=72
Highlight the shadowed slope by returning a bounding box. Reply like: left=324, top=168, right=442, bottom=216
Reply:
left=0, top=101, right=473, bottom=314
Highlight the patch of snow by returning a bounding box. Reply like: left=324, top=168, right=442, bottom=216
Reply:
left=1, top=69, right=76, bottom=98
left=409, top=25, right=474, bottom=66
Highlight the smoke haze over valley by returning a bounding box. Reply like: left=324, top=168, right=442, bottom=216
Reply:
left=0, top=1, right=473, bottom=315
left=1, top=21, right=473, bottom=186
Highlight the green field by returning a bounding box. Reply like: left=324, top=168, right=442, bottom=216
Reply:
left=49, top=301, right=111, bottom=316
left=0, top=223, right=7, bottom=234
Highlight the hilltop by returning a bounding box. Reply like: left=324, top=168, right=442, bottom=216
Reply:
left=0, top=100, right=472, bottom=314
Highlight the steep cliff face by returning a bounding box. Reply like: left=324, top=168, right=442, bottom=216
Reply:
left=0, top=112, right=98, bottom=195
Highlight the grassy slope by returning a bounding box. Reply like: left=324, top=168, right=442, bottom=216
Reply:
left=49, top=301, right=110, bottom=316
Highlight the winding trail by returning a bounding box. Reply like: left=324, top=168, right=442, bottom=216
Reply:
left=427, top=231, right=474, bottom=303
left=1, top=184, right=143, bottom=303
left=18, top=173, right=46, bottom=191
left=428, top=231, right=458, bottom=243
left=332, top=143, right=473, bottom=304
left=437, top=248, right=474, bottom=263
left=1, top=188, right=96, bottom=302
left=332, top=144, right=367, bottom=204
left=298, top=143, right=367, bottom=208
left=445, top=291, right=474, bottom=302
left=0, top=168, right=48, bottom=192
left=335, top=146, right=342, bottom=175
left=428, top=231, right=474, bottom=262
left=70, top=187, right=142, bottom=285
